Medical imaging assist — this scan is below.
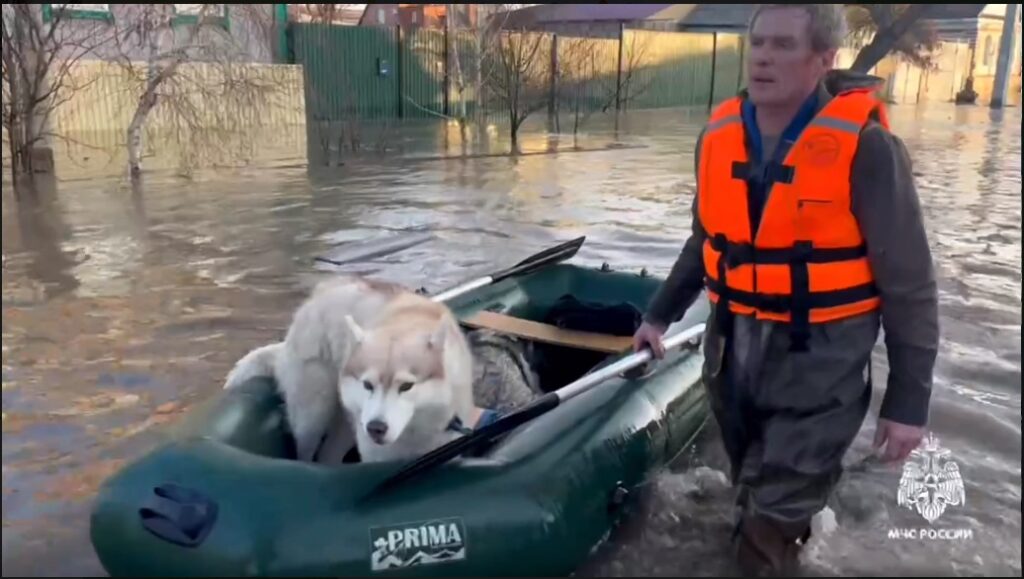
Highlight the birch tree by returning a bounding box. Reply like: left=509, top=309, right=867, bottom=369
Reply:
left=110, top=4, right=289, bottom=180
left=2, top=3, right=115, bottom=197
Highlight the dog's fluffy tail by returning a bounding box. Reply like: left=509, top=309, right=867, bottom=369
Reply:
left=224, top=342, right=282, bottom=389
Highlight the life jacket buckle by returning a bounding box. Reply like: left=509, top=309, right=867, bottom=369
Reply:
left=792, top=241, right=814, bottom=261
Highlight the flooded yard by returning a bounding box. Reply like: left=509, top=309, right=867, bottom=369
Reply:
left=2, top=103, right=1021, bottom=576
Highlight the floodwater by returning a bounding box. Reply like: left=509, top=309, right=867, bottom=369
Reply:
left=2, top=104, right=1021, bottom=577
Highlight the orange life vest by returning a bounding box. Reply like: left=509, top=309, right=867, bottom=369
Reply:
left=697, top=88, right=887, bottom=350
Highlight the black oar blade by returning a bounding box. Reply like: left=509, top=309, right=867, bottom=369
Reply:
left=493, top=236, right=586, bottom=282
left=371, top=394, right=560, bottom=495
left=314, top=231, right=436, bottom=267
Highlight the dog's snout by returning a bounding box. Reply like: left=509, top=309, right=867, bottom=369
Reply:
left=366, top=419, right=388, bottom=442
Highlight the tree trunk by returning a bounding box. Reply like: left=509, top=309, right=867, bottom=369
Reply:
left=446, top=4, right=470, bottom=147
left=510, top=112, right=520, bottom=153
left=126, top=108, right=148, bottom=179
left=473, top=31, right=485, bottom=128
left=572, top=83, right=581, bottom=148
left=7, top=114, right=29, bottom=192
left=849, top=4, right=934, bottom=73
left=5, top=4, right=52, bottom=191
left=127, top=87, right=159, bottom=179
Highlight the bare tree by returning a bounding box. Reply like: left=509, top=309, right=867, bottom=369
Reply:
left=556, top=30, right=652, bottom=146
left=109, top=4, right=292, bottom=180
left=391, top=4, right=501, bottom=148
left=401, top=4, right=548, bottom=152
left=2, top=4, right=115, bottom=198
left=846, top=4, right=940, bottom=73
left=616, top=31, right=654, bottom=112
left=441, top=4, right=527, bottom=144
left=482, top=28, right=552, bottom=152
left=557, top=35, right=603, bottom=143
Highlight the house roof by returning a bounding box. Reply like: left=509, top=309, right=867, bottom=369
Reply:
left=501, top=3, right=1010, bottom=31
left=503, top=4, right=679, bottom=26
left=668, top=4, right=1005, bottom=29
left=672, top=3, right=757, bottom=28
left=922, top=4, right=990, bottom=21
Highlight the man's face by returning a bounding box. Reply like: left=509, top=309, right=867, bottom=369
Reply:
left=746, top=7, right=836, bottom=107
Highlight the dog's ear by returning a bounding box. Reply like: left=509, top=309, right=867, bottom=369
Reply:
left=345, top=315, right=365, bottom=344
left=427, top=319, right=449, bottom=351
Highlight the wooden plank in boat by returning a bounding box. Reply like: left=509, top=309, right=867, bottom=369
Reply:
left=460, top=310, right=633, bottom=354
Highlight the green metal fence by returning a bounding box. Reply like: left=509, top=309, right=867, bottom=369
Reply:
left=402, top=28, right=447, bottom=119
left=626, top=30, right=715, bottom=110
left=291, top=23, right=747, bottom=127
left=294, top=24, right=399, bottom=121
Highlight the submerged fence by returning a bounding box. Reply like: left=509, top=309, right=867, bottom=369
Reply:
left=291, top=23, right=749, bottom=127
left=290, top=21, right=1017, bottom=130
left=9, top=18, right=1009, bottom=177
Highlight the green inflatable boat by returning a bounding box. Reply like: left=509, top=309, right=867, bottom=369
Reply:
left=89, top=237, right=711, bottom=577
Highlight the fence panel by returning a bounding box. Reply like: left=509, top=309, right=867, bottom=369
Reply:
left=555, top=35, right=621, bottom=116
left=625, top=30, right=715, bottom=109
left=712, top=33, right=744, bottom=105
left=402, top=27, right=447, bottom=119
left=294, top=23, right=399, bottom=121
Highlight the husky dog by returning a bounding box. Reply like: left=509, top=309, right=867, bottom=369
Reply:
left=338, top=292, right=478, bottom=463
left=224, top=274, right=544, bottom=465
left=223, top=274, right=422, bottom=462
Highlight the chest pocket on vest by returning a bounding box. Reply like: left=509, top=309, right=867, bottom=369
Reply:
left=796, top=198, right=836, bottom=234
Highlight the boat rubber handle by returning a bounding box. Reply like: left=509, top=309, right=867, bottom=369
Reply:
left=139, top=483, right=218, bottom=548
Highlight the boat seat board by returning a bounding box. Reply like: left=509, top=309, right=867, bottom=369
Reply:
left=460, top=310, right=634, bottom=354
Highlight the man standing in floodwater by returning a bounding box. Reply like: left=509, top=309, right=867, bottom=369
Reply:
left=632, top=4, right=939, bottom=576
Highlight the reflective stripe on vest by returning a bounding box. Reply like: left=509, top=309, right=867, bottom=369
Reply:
left=697, top=89, right=887, bottom=350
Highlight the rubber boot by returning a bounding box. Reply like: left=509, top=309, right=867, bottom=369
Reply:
left=733, top=513, right=810, bottom=577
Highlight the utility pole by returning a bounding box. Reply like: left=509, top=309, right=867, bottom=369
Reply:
left=990, top=3, right=1020, bottom=108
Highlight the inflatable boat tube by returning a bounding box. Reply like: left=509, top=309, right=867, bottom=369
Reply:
left=89, top=262, right=711, bottom=577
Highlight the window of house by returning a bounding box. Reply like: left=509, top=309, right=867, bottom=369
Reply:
left=377, top=7, right=385, bottom=24
left=411, top=11, right=418, bottom=23
left=54, top=3, right=110, bottom=12
left=46, top=3, right=112, bottom=21
left=171, top=4, right=229, bottom=28
left=174, top=4, right=227, bottom=18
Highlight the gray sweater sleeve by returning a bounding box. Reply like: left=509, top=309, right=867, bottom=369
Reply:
left=643, top=131, right=708, bottom=327
left=851, top=123, right=939, bottom=427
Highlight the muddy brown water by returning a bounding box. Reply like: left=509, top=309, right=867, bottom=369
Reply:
left=3, top=104, right=1020, bottom=576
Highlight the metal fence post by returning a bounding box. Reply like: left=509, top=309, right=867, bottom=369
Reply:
left=708, top=31, right=718, bottom=110
left=396, top=24, right=404, bottom=119
left=616, top=22, right=624, bottom=111
left=443, top=17, right=451, bottom=116
left=549, top=33, right=559, bottom=125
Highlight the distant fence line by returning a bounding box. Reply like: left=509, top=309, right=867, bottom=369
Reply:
left=291, top=23, right=750, bottom=127
left=3, top=60, right=306, bottom=178
left=5, top=22, right=1017, bottom=177
left=290, top=22, right=1021, bottom=128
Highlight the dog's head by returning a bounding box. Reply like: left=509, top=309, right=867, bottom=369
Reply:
left=338, top=312, right=465, bottom=447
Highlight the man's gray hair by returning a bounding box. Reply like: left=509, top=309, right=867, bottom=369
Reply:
left=748, top=4, right=848, bottom=53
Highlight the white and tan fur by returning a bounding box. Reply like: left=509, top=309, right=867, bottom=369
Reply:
left=224, top=275, right=412, bottom=462
left=223, top=274, right=477, bottom=464
left=340, top=294, right=475, bottom=463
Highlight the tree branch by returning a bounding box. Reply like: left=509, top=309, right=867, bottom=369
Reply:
left=850, top=4, right=938, bottom=73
